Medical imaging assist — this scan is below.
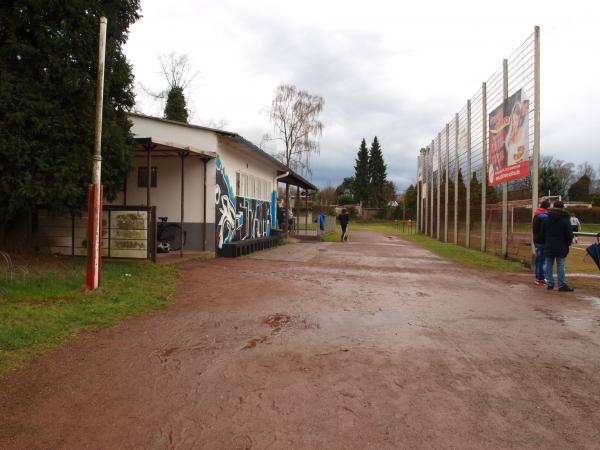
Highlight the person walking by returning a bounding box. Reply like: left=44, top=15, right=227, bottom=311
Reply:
left=570, top=213, right=581, bottom=244
left=532, top=199, right=550, bottom=285
left=542, top=201, right=574, bottom=292
left=337, top=208, right=350, bottom=241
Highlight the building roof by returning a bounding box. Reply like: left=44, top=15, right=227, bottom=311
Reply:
left=128, top=113, right=318, bottom=191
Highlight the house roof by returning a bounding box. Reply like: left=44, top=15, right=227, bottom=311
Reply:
left=128, top=113, right=318, bottom=191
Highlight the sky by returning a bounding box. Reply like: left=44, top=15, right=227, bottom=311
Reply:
left=124, top=0, right=600, bottom=190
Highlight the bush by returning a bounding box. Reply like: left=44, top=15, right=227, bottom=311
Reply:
left=337, top=194, right=355, bottom=205
left=569, top=206, right=600, bottom=223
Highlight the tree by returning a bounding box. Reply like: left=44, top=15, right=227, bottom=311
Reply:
left=368, top=137, right=388, bottom=208
left=0, top=1, right=139, bottom=228
left=335, top=177, right=355, bottom=198
left=403, top=184, right=417, bottom=220
left=539, top=164, right=561, bottom=197
left=353, top=138, right=370, bottom=205
left=316, top=185, right=336, bottom=205
left=567, top=175, right=592, bottom=201
left=383, top=181, right=397, bottom=204
left=266, top=84, right=323, bottom=233
left=267, top=84, right=324, bottom=176
left=164, top=86, right=188, bottom=122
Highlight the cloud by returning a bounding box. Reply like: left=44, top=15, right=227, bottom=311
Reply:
left=126, top=0, right=600, bottom=191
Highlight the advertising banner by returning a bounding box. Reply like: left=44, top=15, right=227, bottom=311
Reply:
left=488, top=89, right=530, bottom=185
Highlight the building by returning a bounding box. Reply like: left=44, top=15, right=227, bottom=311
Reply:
left=36, top=113, right=317, bottom=259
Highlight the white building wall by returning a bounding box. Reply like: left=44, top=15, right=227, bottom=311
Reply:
left=130, top=115, right=218, bottom=154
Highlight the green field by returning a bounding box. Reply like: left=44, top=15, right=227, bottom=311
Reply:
left=0, top=257, right=179, bottom=377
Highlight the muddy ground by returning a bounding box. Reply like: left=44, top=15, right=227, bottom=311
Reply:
left=1, top=231, right=600, bottom=449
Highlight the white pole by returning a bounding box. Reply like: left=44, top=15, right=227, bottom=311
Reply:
left=501, top=58, right=509, bottom=258
left=86, top=17, right=107, bottom=290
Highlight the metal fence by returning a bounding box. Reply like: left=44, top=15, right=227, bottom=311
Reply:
left=416, top=27, right=540, bottom=264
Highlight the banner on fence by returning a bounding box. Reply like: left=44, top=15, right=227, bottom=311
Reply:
left=488, top=89, right=530, bottom=185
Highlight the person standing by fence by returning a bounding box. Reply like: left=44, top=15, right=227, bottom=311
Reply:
left=338, top=208, right=349, bottom=241
left=570, top=213, right=581, bottom=244
left=532, top=199, right=550, bottom=285
left=542, top=201, right=574, bottom=292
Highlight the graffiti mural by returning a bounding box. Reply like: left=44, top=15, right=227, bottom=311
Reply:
left=215, top=155, right=273, bottom=249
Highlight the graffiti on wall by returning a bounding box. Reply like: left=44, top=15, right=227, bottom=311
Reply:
left=215, top=155, right=273, bottom=249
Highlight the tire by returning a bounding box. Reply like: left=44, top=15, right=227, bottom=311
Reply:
left=158, top=224, right=182, bottom=251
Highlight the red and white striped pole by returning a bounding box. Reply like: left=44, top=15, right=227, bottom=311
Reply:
left=86, top=17, right=107, bottom=290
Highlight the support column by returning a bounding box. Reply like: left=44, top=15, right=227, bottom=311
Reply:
left=202, top=159, right=207, bottom=251
left=481, top=82, right=488, bottom=252
left=145, top=142, right=152, bottom=260
left=466, top=99, right=472, bottom=249
left=416, top=152, right=421, bottom=233
left=436, top=133, right=441, bottom=240
left=453, top=113, right=459, bottom=244
left=430, top=140, right=434, bottom=237
left=532, top=26, right=541, bottom=216
left=502, top=58, right=509, bottom=258
left=444, top=124, right=449, bottom=242
left=179, top=151, right=188, bottom=258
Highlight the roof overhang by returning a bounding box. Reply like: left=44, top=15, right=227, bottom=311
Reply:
left=133, top=137, right=216, bottom=160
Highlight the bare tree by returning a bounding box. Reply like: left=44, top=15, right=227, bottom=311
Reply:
left=266, top=84, right=324, bottom=176
left=265, top=84, right=324, bottom=235
left=138, top=52, right=199, bottom=120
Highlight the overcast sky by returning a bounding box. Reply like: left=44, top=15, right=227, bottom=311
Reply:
left=125, top=0, right=600, bottom=189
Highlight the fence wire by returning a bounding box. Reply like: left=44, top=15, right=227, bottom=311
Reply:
left=417, top=28, right=539, bottom=263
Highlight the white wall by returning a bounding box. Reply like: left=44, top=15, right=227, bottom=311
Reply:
left=130, top=115, right=218, bottom=154
left=117, top=155, right=209, bottom=223
left=216, top=136, right=279, bottom=197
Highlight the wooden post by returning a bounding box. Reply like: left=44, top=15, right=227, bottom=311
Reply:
left=502, top=58, right=509, bottom=258
left=454, top=113, right=459, bottom=244
left=466, top=99, right=472, bottom=249
left=444, top=123, right=449, bottom=242
left=481, top=82, right=488, bottom=252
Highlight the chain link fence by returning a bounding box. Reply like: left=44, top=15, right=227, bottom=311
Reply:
left=417, top=27, right=540, bottom=264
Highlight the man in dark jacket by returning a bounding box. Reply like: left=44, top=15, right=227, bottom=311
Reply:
left=337, top=208, right=350, bottom=241
left=532, top=199, right=550, bottom=285
left=542, top=201, right=574, bottom=292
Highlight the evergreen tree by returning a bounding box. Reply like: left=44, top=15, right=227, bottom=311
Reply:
left=403, top=184, right=417, bottom=220
left=540, top=165, right=561, bottom=197
left=353, top=138, right=369, bottom=205
left=164, top=86, right=189, bottom=122
left=368, top=136, right=387, bottom=208
left=0, top=1, right=140, bottom=224
left=567, top=174, right=592, bottom=201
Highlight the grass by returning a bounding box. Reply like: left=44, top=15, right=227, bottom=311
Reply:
left=0, top=257, right=179, bottom=377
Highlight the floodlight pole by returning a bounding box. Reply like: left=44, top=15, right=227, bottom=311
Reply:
left=86, top=17, right=107, bottom=290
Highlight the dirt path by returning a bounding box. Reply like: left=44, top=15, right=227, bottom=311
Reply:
left=2, top=231, right=600, bottom=449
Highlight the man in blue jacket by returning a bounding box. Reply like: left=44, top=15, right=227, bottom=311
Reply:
left=542, top=201, right=574, bottom=292
left=532, top=199, right=550, bottom=285
left=337, top=209, right=349, bottom=241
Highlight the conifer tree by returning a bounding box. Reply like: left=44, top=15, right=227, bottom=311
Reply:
left=353, top=138, right=370, bottom=206
left=368, top=137, right=388, bottom=208
left=0, top=1, right=140, bottom=225
left=164, top=86, right=189, bottom=122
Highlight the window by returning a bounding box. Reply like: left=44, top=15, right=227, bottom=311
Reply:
left=137, top=166, right=157, bottom=188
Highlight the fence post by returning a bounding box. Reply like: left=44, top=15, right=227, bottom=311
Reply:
left=501, top=58, right=509, bottom=258
left=481, top=81, right=488, bottom=252
left=430, top=141, right=435, bottom=237
left=532, top=26, right=541, bottom=217
left=436, top=133, right=441, bottom=240
left=466, top=100, right=472, bottom=249
left=444, top=123, right=449, bottom=242
left=423, top=148, right=429, bottom=235
left=416, top=153, right=421, bottom=233
left=453, top=113, right=459, bottom=244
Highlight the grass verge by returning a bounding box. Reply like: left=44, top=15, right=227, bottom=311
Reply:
left=0, top=257, right=179, bottom=377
